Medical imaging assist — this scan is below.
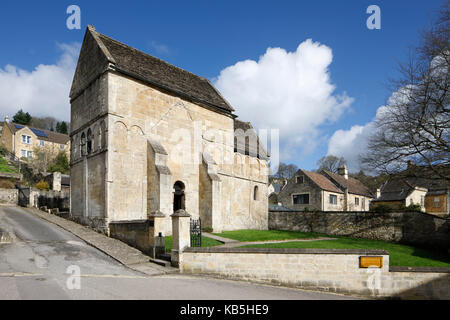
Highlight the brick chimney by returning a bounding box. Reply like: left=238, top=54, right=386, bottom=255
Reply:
left=338, top=165, right=348, bottom=180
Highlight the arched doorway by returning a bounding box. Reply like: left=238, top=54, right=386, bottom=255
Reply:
left=173, top=181, right=186, bottom=212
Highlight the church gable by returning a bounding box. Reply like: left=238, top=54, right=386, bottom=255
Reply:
left=70, top=26, right=113, bottom=99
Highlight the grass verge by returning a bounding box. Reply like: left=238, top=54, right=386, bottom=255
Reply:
left=165, top=236, right=223, bottom=252
left=212, top=229, right=326, bottom=242
left=242, top=237, right=450, bottom=267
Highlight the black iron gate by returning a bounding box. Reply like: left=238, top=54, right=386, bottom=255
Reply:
left=17, top=187, right=30, bottom=207
left=190, top=218, right=202, bottom=247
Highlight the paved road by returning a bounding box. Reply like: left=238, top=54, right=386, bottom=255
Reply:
left=0, top=205, right=356, bottom=300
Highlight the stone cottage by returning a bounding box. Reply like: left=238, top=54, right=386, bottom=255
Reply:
left=277, top=165, right=373, bottom=211
left=69, top=26, right=269, bottom=235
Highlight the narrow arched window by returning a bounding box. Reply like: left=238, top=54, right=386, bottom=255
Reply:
left=254, top=186, right=259, bottom=201
left=87, top=128, right=92, bottom=154
left=80, top=132, right=86, bottom=157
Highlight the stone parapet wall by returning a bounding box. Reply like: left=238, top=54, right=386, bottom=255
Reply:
left=180, top=247, right=450, bottom=299
left=0, top=188, right=18, bottom=205
left=269, top=211, right=450, bottom=250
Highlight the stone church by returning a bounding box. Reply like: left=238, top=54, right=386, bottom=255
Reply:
left=69, top=26, right=269, bottom=235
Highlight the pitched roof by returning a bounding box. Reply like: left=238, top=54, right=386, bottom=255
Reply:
left=6, top=122, right=70, bottom=145
left=373, top=166, right=449, bottom=201
left=300, top=169, right=343, bottom=194
left=234, top=119, right=269, bottom=160
left=271, top=183, right=284, bottom=193
left=71, top=26, right=234, bottom=115
left=322, top=170, right=373, bottom=197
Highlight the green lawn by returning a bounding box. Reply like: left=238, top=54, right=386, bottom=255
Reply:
left=165, top=236, right=223, bottom=252
left=242, top=237, right=450, bottom=267
left=212, top=229, right=326, bottom=242
left=0, top=156, right=18, bottom=174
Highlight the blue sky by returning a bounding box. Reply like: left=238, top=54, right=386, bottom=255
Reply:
left=0, top=0, right=444, bottom=172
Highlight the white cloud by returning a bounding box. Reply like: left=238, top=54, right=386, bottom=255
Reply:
left=0, top=42, right=80, bottom=122
left=150, top=41, right=170, bottom=55
left=327, top=104, right=392, bottom=172
left=214, top=39, right=353, bottom=162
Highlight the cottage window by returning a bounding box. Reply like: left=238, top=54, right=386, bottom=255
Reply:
left=296, top=176, right=304, bottom=184
left=22, top=135, right=31, bottom=144
left=27, top=151, right=32, bottom=158
left=293, top=194, right=309, bottom=205
left=329, top=194, right=338, bottom=205
left=60, top=144, right=65, bottom=150
left=21, top=150, right=26, bottom=158
left=433, top=197, right=440, bottom=208
left=40, top=140, right=45, bottom=147
left=355, top=197, right=359, bottom=206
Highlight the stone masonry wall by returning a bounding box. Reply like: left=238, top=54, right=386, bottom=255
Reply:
left=0, top=188, right=18, bottom=205
left=269, top=211, right=450, bottom=249
left=180, top=247, right=450, bottom=299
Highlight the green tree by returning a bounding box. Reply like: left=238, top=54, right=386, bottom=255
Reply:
left=12, top=109, right=32, bottom=125
left=48, top=151, right=69, bottom=174
left=56, top=121, right=68, bottom=134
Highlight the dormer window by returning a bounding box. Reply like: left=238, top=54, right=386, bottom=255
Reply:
left=296, top=176, right=304, bottom=184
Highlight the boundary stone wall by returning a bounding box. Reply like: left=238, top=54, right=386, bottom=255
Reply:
left=0, top=188, right=18, bottom=205
left=269, top=211, right=450, bottom=250
left=180, top=247, right=450, bottom=299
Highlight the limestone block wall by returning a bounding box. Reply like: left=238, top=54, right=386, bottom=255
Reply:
left=180, top=247, right=450, bottom=299
left=109, top=220, right=151, bottom=255
left=0, top=188, right=18, bottom=205
left=269, top=211, right=450, bottom=249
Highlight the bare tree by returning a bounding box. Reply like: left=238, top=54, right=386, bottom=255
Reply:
left=271, top=162, right=299, bottom=179
left=361, top=2, right=450, bottom=181
left=317, top=155, right=347, bottom=173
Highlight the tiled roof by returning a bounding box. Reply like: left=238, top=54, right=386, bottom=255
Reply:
left=7, top=122, right=69, bottom=145
left=300, top=170, right=343, bottom=194
left=322, top=170, right=373, bottom=197
left=90, top=26, right=234, bottom=114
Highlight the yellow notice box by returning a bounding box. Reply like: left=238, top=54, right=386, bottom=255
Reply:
left=359, top=256, right=383, bottom=268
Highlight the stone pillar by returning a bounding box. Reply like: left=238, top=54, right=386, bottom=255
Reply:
left=147, top=210, right=166, bottom=258
left=171, top=209, right=191, bottom=267
left=52, top=172, right=62, bottom=192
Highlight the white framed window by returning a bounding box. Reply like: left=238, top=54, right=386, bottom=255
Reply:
left=433, top=197, right=440, bottom=208
left=22, top=135, right=31, bottom=144
left=21, top=150, right=26, bottom=158
left=355, top=197, right=360, bottom=206
left=40, top=140, right=45, bottom=147
left=329, top=194, right=338, bottom=205
left=27, top=151, right=32, bottom=158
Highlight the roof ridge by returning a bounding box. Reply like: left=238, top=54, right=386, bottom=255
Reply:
left=12, top=122, right=69, bottom=138
left=96, top=31, right=210, bottom=84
